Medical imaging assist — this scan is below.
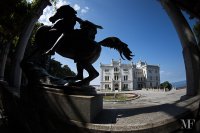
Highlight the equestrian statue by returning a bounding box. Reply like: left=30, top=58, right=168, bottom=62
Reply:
left=23, top=5, right=133, bottom=86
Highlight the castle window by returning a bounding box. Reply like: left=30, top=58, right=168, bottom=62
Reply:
left=114, top=67, right=119, bottom=72
left=148, top=70, right=152, bottom=73
left=105, top=69, right=109, bottom=72
left=123, top=69, right=128, bottom=72
left=105, top=84, right=109, bottom=89
left=114, top=75, right=119, bottom=80
left=124, top=75, right=128, bottom=81
left=105, top=76, right=109, bottom=81
left=123, top=84, right=128, bottom=89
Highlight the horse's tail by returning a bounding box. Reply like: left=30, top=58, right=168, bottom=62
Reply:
left=98, top=37, right=133, bottom=60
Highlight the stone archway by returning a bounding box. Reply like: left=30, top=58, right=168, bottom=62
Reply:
left=114, top=83, right=119, bottom=91
left=160, top=0, right=200, bottom=96
left=114, top=83, right=119, bottom=90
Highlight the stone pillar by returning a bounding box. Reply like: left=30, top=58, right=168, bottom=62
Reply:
left=10, top=0, right=52, bottom=92
left=100, top=63, right=103, bottom=90
left=119, top=82, right=121, bottom=91
left=0, top=42, right=11, bottom=80
left=111, top=80, right=113, bottom=91
left=160, top=0, right=200, bottom=96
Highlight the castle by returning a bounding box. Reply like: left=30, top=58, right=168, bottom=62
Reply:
left=100, top=59, right=160, bottom=91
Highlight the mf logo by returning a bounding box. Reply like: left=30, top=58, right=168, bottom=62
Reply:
left=180, top=119, right=196, bottom=129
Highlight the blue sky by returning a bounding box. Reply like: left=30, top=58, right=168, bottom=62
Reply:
left=36, top=0, right=197, bottom=85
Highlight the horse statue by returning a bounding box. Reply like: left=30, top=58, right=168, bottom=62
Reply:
left=30, top=5, right=133, bottom=86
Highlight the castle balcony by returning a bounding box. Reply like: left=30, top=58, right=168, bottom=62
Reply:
left=114, top=70, right=120, bottom=73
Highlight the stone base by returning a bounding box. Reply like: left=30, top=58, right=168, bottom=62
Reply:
left=41, top=86, right=103, bottom=123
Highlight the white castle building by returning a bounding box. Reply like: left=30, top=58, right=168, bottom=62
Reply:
left=100, top=59, right=160, bottom=91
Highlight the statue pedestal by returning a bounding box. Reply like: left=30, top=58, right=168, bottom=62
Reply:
left=46, top=93, right=103, bottom=123
left=38, top=85, right=103, bottom=123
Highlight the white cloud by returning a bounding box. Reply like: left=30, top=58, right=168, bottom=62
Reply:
left=56, top=0, right=69, bottom=8
left=81, top=6, right=90, bottom=14
left=38, top=0, right=90, bottom=25
left=73, top=4, right=89, bottom=14
left=81, top=9, right=87, bottom=14
left=85, top=6, right=89, bottom=10
left=38, top=0, right=70, bottom=25
left=73, top=4, right=81, bottom=11
left=26, top=0, right=33, bottom=3
left=38, top=6, right=55, bottom=25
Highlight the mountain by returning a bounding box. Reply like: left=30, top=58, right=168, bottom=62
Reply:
left=171, top=80, right=186, bottom=89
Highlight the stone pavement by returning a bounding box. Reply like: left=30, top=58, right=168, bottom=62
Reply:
left=103, top=88, right=187, bottom=109
left=71, top=88, right=200, bottom=132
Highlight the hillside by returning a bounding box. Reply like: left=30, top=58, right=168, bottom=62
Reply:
left=171, top=80, right=186, bottom=89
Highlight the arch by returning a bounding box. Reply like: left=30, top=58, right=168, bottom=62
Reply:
left=160, top=0, right=200, bottom=96
left=114, top=83, right=119, bottom=90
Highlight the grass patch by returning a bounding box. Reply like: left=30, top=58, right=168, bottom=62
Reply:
left=103, top=94, right=134, bottom=101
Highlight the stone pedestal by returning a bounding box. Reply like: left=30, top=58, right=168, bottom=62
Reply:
left=36, top=85, right=103, bottom=123
left=45, top=92, right=103, bottom=123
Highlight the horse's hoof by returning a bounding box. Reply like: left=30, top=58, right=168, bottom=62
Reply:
left=64, top=76, right=83, bottom=81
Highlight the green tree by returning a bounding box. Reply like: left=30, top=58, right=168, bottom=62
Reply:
left=49, top=59, right=76, bottom=78
left=160, top=81, right=172, bottom=91
left=0, top=0, right=32, bottom=80
left=0, top=0, right=59, bottom=91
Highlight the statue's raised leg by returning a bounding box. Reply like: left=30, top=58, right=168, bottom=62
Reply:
left=64, top=63, right=84, bottom=81
left=67, top=62, right=99, bottom=86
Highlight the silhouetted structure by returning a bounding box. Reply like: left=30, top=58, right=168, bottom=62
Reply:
left=22, top=5, right=133, bottom=87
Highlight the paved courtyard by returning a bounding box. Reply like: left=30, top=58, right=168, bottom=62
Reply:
left=103, top=88, right=187, bottom=109
left=77, top=88, right=200, bottom=132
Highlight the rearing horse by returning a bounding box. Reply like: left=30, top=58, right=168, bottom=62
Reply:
left=34, top=5, right=133, bottom=86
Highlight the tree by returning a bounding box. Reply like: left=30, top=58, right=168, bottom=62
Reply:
left=49, top=59, right=76, bottom=78
left=0, top=0, right=32, bottom=81
left=160, top=81, right=172, bottom=91
left=0, top=0, right=51, bottom=82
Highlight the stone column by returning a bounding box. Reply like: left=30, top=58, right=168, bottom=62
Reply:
left=111, top=80, right=113, bottom=91
left=0, top=42, right=11, bottom=80
left=100, top=63, right=103, bottom=90
left=160, top=0, right=200, bottom=96
left=10, top=0, right=52, bottom=93
left=119, top=81, right=122, bottom=91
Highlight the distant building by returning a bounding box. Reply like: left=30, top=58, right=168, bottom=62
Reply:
left=100, top=59, right=160, bottom=91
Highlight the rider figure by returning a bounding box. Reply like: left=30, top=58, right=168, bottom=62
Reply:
left=45, top=5, right=103, bottom=82
left=46, top=5, right=77, bottom=55
left=76, top=17, right=103, bottom=41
